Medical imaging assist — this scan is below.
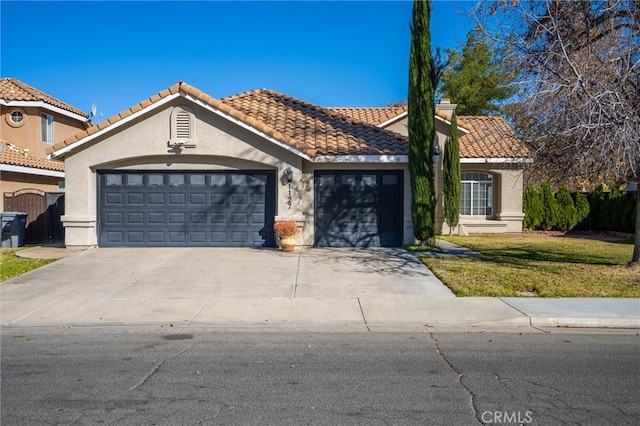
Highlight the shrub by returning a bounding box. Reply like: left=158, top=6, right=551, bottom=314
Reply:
left=523, top=184, right=542, bottom=230
left=539, top=181, right=559, bottom=231
left=555, top=186, right=577, bottom=231
left=574, top=192, right=590, bottom=228
left=590, top=184, right=607, bottom=230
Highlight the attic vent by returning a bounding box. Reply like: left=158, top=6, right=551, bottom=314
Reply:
left=175, top=110, right=191, bottom=139
left=169, top=105, right=196, bottom=148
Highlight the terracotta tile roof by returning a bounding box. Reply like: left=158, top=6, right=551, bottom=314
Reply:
left=1, top=139, right=65, bottom=172
left=326, top=106, right=407, bottom=126
left=331, top=107, right=529, bottom=159
left=49, top=82, right=408, bottom=158
left=328, top=105, right=458, bottom=128
left=0, top=78, right=88, bottom=118
left=47, top=81, right=528, bottom=161
left=221, top=90, right=408, bottom=157
left=457, top=115, right=530, bottom=159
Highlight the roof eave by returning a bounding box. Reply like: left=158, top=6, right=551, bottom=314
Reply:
left=460, top=157, right=533, bottom=164
left=376, top=111, right=407, bottom=128
left=0, top=163, right=65, bottom=177
left=0, top=99, right=88, bottom=122
left=314, top=154, right=408, bottom=163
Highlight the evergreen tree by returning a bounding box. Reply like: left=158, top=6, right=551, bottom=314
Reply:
left=574, top=192, right=590, bottom=228
left=443, top=111, right=460, bottom=235
left=408, top=0, right=436, bottom=243
left=523, top=184, right=542, bottom=230
left=555, top=186, right=577, bottom=231
left=440, top=27, right=515, bottom=115
left=539, top=181, right=559, bottom=231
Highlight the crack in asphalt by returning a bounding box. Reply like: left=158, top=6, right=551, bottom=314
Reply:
left=428, top=333, right=482, bottom=425
left=128, top=346, right=191, bottom=392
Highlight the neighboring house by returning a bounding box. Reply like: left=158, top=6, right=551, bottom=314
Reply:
left=0, top=78, right=89, bottom=242
left=47, top=82, right=529, bottom=248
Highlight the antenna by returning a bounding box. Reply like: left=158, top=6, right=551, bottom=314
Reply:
left=91, top=103, right=97, bottom=118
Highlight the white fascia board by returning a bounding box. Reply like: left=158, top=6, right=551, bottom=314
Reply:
left=460, top=158, right=533, bottom=164
left=183, top=94, right=312, bottom=162
left=0, top=164, right=65, bottom=178
left=314, top=155, right=408, bottom=163
left=50, top=94, right=183, bottom=159
left=435, top=114, right=470, bottom=134
left=0, top=100, right=87, bottom=122
left=378, top=111, right=470, bottom=135
left=377, top=111, right=407, bottom=128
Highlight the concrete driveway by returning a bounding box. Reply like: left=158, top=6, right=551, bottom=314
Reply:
left=3, top=247, right=493, bottom=329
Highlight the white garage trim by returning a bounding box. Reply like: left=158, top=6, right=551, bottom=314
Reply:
left=314, top=155, right=408, bottom=163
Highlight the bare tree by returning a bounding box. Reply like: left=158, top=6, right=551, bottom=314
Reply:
left=474, top=0, right=640, bottom=264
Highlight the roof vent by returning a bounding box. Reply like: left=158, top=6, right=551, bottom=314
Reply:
left=169, top=105, right=196, bottom=148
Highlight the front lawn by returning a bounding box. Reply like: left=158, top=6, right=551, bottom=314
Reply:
left=1, top=249, right=55, bottom=282
left=420, top=234, right=639, bottom=297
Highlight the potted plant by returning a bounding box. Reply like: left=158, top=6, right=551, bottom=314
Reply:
left=274, top=220, right=299, bottom=252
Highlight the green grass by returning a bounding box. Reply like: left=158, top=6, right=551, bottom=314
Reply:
left=1, top=249, right=55, bottom=282
left=420, top=235, right=639, bottom=297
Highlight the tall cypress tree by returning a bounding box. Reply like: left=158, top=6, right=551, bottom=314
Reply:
left=408, top=0, right=436, bottom=244
left=443, top=111, right=460, bottom=235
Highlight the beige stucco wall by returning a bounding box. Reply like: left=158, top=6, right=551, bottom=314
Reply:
left=1, top=105, right=87, bottom=158
left=383, top=117, right=407, bottom=136
left=61, top=99, right=306, bottom=247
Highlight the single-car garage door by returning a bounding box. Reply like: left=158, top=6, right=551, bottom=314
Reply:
left=98, top=171, right=276, bottom=247
left=314, top=170, right=403, bottom=247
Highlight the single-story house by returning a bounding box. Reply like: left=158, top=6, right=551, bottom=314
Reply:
left=47, top=82, right=530, bottom=248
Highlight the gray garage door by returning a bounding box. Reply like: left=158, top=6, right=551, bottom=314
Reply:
left=314, top=170, right=403, bottom=247
left=98, top=171, right=275, bottom=247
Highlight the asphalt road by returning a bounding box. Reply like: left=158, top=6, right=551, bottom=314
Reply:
left=1, top=327, right=638, bottom=425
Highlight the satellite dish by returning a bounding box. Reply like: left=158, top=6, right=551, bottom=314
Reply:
left=91, top=103, right=97, bottom=117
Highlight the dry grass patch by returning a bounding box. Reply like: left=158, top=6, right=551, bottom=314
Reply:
left=420, top=234, right=639, bottom=297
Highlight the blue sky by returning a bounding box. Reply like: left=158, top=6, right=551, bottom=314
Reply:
left=1, top=1, right=476, bottom=119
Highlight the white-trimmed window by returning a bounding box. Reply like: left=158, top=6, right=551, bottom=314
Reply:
left=460, top=172, right=493, bottom=216
left=10, top=110, right=24, bottom=124
left=41, top=113, right=54, bottom=143
left=5, top=108, right=26, bottom=127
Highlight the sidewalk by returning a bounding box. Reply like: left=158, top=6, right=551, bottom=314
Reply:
left=2, top=242, right=638, bottom=331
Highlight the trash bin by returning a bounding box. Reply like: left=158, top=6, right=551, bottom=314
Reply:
left=1, top=212, right=28, bottom=247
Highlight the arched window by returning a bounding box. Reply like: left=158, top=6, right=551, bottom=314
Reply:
left=169, top=105, right=195, bottom=147
left=460, top=172, right=493, bottom=216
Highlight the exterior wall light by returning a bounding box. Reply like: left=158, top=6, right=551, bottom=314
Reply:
left=433, top=144, right=441, bottom=164
left=280, top=167, right=293, bottom=185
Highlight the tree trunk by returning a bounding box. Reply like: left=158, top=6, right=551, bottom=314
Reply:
left=631, top=186, right=640, bottom=265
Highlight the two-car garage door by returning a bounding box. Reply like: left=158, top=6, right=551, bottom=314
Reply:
left=98, top=171, right=276, bottom=247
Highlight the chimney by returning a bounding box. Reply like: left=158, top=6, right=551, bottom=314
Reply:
left=437, top=98, right=457, bottom=119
